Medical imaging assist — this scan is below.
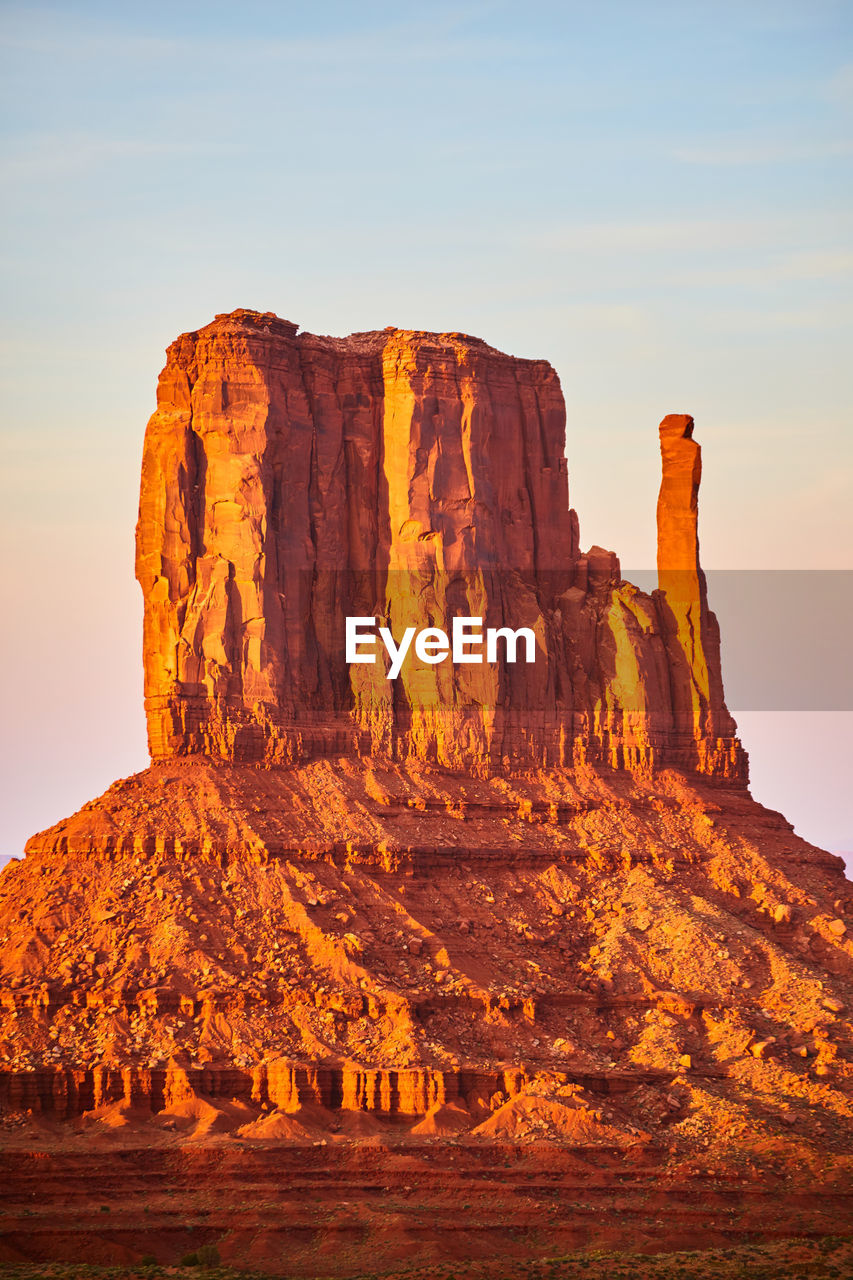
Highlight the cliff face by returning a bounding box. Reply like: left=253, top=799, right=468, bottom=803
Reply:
left=136, top=310, right=741, bottom=775
left=656, top=414, right=734, bottom=765
left=6, top=310, right=852, bottom=1261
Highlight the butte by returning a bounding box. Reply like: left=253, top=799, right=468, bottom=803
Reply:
left=1, top=309, right=851, bottom=1273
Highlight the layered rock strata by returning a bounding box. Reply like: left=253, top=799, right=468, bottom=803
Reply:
left=3, top=309, right=851, bottom=1268
left=137, top=310, right=741, bottom=775
left=5, top=762, right=852, bottom=1141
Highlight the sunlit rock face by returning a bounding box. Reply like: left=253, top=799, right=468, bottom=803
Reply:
left=655, top=413, right=736, bottom=768
left=136, top=309, right=742, bottom=776
left=11, top=307, right=853, bottom=1220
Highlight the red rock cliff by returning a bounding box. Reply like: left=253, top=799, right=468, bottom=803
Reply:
left=136, top=309, right=743, bottom=775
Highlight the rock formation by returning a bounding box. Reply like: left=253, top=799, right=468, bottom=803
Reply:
left=1, top=310, right=851, bottom=1270
left=137, top=310, right=741, bottom=775
left=656, top=413, right=734, bottom=768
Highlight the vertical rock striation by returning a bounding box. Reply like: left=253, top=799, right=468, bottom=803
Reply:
left=655, top=414, right=737, bottom=771
left=8, top=309, right=853, bottom=1259
left=136, top=309, right=743, bottom=776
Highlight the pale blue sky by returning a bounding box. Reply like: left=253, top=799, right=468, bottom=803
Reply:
left=1, top=1, right=851, bottom=861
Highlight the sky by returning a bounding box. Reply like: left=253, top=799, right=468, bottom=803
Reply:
left=0, top=0, right=851, bottom=865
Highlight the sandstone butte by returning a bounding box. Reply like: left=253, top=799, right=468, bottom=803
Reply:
left=0, top=309, right=851, bottom=1276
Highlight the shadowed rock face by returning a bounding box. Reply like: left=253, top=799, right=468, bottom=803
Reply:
left=136, top=310, right=741, bottom=775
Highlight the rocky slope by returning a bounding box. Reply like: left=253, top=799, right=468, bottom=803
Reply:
left=1, top=310, right=850, bottom=1271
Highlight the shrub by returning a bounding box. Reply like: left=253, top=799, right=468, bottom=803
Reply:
left=180, top=1243, right=220, bottom=1267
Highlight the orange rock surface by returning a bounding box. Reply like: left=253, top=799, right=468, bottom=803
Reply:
left=1, top=310, right=851, bottom=1272
left=656, top=413, right=734, bottom=764
left=136, top=310, right=742, bottom=775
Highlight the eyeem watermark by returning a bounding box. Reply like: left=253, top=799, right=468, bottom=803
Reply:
left=346, top=617, right=536, bottom=679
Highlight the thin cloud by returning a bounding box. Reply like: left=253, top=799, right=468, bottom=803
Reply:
left=0, top=9, right=180, bottom=59
left=1, top=133, right=236, bottom=182
left=504, top=213, right=853, bottom=271
left=0, top=4, right=526, bottom=66
left=672, top=139, right=853, bottom=166
left=527, top=217, right=812, bottom=255
left=556, top=302, right=650, bottom=332
left=677, top=249, right=853, bottom=289
left=704, top=299, right=853, bottom=333
left=826, top=62, right=853, bottom=104
left=771, top=249, right=853, bottom=279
